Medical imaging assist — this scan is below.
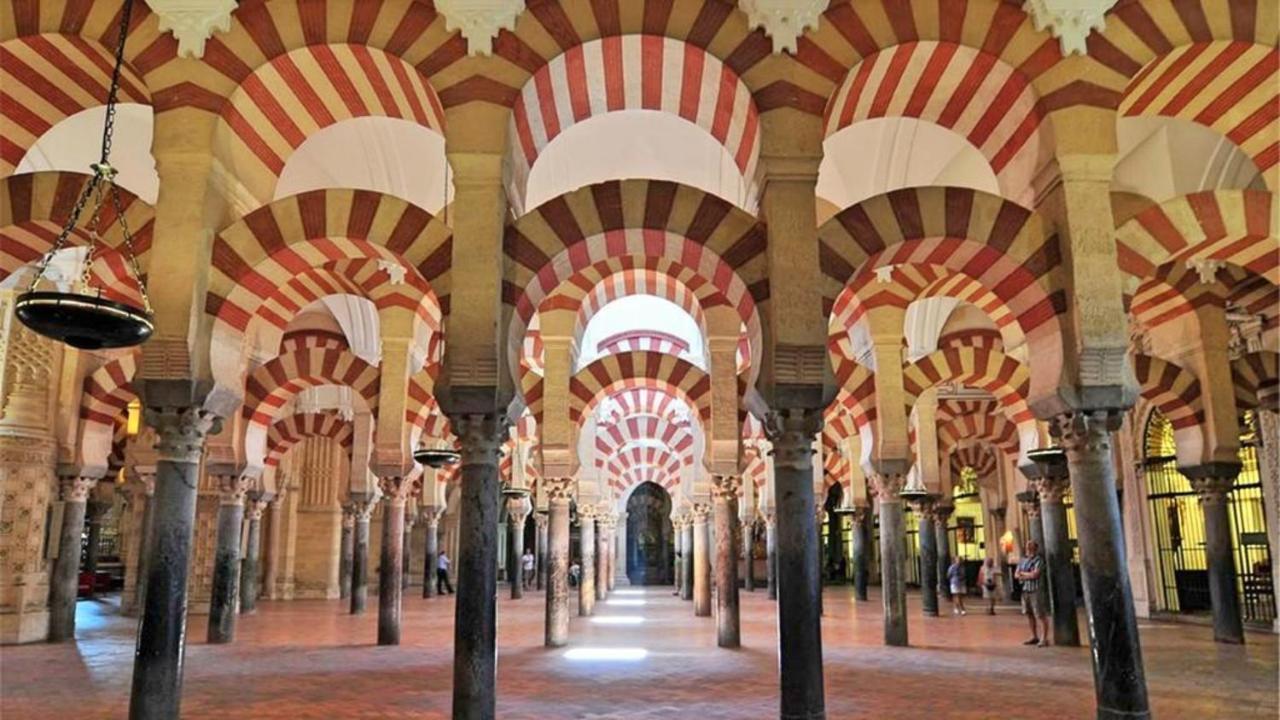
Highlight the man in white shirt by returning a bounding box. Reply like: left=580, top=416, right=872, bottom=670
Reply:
left=436, top=551, right=454, bottom=594
left=521, top=549, right=536, bottom=589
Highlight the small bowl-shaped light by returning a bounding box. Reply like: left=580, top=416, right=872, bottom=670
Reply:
left=414, top=447, right=460, bottom=469
left=15, top=291, right=153, bottom=350
left=1026, top=447, right=1066, bottom=464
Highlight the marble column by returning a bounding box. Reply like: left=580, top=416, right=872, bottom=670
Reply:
left=712, top=476, right=741, bottom=647
left=765, top=511, right=778, bottom=600
left=742, top=518, right=756, bottom=592
left=613, top=511, right=627, bottom=588
left=534, top=511, right=549, bottom=591
left=1055, top=411, right=1150, bottom=720
left=207, top=474, right=250, bottom=644
left=377, top=477, right=409, bottom=646
left=507, top=493, right=531, bottom=599
left=128, top=402, right=221, bottom=720
left=422, top=506, right=441, bottom=598
left=129, top=473, right=158, bottom=615
left=544, top=478, right=573, bottom=647
left=339, top=505, right=354, bottom=600
left=48, top=474, right=100, bottom=642
left=873, top=471, right=909, bottom=646
left=578, top=505, right=598, bottom=617
left=1035, top=472, right=1081, bottom=646
left=672, top=515, right=685, bottom=594
left=692, top=504, right=712, bottom=617
left=240, top=494, right=268, bottom=614
left=767, top=408, right=825, bottom=719
left=1185, top=464, right=1246, bottom=644
left=82, top=499, right=111, bottom=598
left=402, top=510, right=415, bottom=591
left=450, top=412, right=506, bottom=720
left=934, top=505, right=953, bottom=604
left=850, top=506, right=870, bottom=602
left=681, top=517, right=695, bottom=601
left=912, top=495, right=939, bottom=617
left=349, top=496, right=375, bottom=615
left=596, top=512, right=612, bottom=600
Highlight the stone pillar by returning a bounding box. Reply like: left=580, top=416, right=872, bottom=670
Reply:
left=128, top=402, right=221, bottom=720
left=911, top=495, right=939, bottom=617
left=402, top=510, right=415, bottom=591
left=742, top=518, right=756, bottom=592
left=544, top=478, right=572, bottom=647
left=1035, top=472, right=1081, bottom=646
left=534, top=511, right=549, bottom=591
left=1185, top=464, right=1246, bottom=644
left=682, top=516, right=695, bottom=600
left=691, top=504, right=712, bottom=617
left=764, top=511, right=778, bottom=600
left=123, top=472, right=157, bottom=616
left=349, top=496, right=375, bottom=615
left=1054, top=411, right=1150, bottom=720
left=934, top=505, right=953, bottom=604
left=596, top=511, right=612, bottom=600
left=767, top=409, right=825, bottom=719
left=577, top=505, right=597, bottom=616
left=240, top=494, right=268, bottom=614
left=377, top=477, right=409, bottom=646
left=422, top=506, right=442, bottom=598
left=339, top=505, right=354, bottom=599
left=506, top=493, right=531, bottom=599
left=671, top=515, right=685, bottom=594
left=872, top=471, right=908, bottom=646
left=613, top=511, right=627, bottom=588
left=48, top=474, right=100, bottom=642
left=82, top=499, right=111, bottom=598
left=207, top=474, right=250, bottom=644
left=450, top=412, right=506, bottom=720
left=712, top=475, right=741, bottom=647
left=850, top=506, right=870, bottom=601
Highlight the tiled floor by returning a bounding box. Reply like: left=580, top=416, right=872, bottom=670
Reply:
left=1, top=585, right=1275, bottom=718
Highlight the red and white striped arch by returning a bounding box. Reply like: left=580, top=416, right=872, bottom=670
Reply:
left=1120, top=42, right=1278, bottom=189
left=508, top=35, right=760, bottom=211
left=0, top=33, right=151, bottom=174
left=937, top=328, right=1004, bottom=352
left=264, top=411, right=354, bottom=468
left=280, top=329, right=348, bottom=354
left=78, top=352, right=138, bottom=469
left=595, top=414, right=696, bottom=470
left=1232, top=351, right=1279, bottom=412
left=1134, top=353, right=1204, bottom=432
left=743, top=448, right=767, bottom=489
left=605, top=444, right=684, bottom=483
left=565, top=351, right=712, bottom=427
left=596, top=387, right=699, bottom=428
left=824, top=41, right=1049, bottom=206
left=1128, top=257, right=1276, bottom=335
left=936, top=399, right=1019, bottom=458
left=215, top=43, right=446, bottom=207
left=902, top=347, right=1034, bottom=426
left=613, top=465, right=679, bottom=496
left=950, top=443, right=999, bottom=481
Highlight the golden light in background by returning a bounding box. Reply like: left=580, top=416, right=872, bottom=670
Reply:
left=126, top=399, right=141, bottom=436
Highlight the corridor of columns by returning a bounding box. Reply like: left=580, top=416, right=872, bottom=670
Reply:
left=1, top=0, right=1279, bottom=718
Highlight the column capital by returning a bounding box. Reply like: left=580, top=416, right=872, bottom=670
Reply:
left=215, top=474, right=252, bottom=506
left=577, top=504, right=600, bottom=522
left=1182, top=462, right=1240, bottom=502
left=378, top=475, right=415, bottom=504
left=1016, top=490, right=1042, bottom=519
left=58, top=475, right=100, bottom=503
left=690, top=503, right=712, bottom=523
left=711, top=474, right=742, bottom=500
left=907, top=492, right=938, bottom=515
left=932, top=504, right=954, bottom=522
left=869, top=472, right=906, bottom=502
left=145, top=405, right=222, bottom=464
left=533, top=511, right=549, bottom=530
left=1049, top=409, right=1124, bottom=457
left=244, top=498, right=269, bottom=521
left=764, top=407, right=823, bottom=469
left=506, top=493, right=533, bottom=522
left=1034, top=475, right=1072, bottom=504
left=449, top=411, right=509, bottom=466
left=420, top=504, right=445, bottom=527
left=544, top=476, right=576, bottom=504
left=348, top=495, right=378, bottom=520
left=341, top=504, right=357, bottom=528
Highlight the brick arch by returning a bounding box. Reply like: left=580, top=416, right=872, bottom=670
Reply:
left=823, top=41, right=1051, bottom=206
left=1133, top=353, right=1204, bottom=431
left=561, top=351, right=711, bottom=428
left=902, top=347, right=1033, bottom=425
left=595, top=415, right=697, bottom=471
left=606, top=444, right=684, bottom=482
left=264, top=411, right=354, bottom=468
left=506, top=179, right=767, bottom=387
left=950, top=443, right=999, bottom=482
left=508, top=34, right=760, bottom=211
left=613, top=465, right=679, bottom=496
left=936, top=399, right=1019, bottom=458
left=1233, top=350, right=1279, bottom=412
left=78, top=352, right=138, bottom=469
left=598, top=387, right=699, bottom=427
left=0, top=31, right=152, bottom=173
left=214, top=43, right=447, bottom=209
left=1129, top=258, right=1273, bottom=334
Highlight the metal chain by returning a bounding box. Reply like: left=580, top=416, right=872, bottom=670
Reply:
left=26, top=175, right=100, bottom=292
left=108, top=183, right=151, bottom=312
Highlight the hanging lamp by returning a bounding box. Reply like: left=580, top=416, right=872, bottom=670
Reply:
left=15, top=0, right=153, bottom=351
left=414, top=446, right=461, bottom=469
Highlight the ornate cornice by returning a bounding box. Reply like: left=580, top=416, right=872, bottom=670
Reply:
left=1023, top=0, right=1119, bottom=56
left=147, top=0, right=238, bottom=58
left=435, top=0, right=525, bottom=56
left=739, top=0, right=829, bottom=54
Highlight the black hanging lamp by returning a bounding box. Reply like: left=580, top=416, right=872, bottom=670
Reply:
left=15, top=0, right=153, bottom=351
left=414, top=446, right=461, bottom=469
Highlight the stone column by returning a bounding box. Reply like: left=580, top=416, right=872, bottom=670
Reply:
left=48, top=474, right=100, bottom=642
left=850, top=506, right=870, bottom=601
left=450, top=412, right=506, bottom=720
left=911, top=495, right=939, bottom=617
left=377, top=477, right=410, bottom=646
left=613, top=511, right=627, bottom=588
left=544, top=478, right=573, bottom=647
left=1185, top=464, right=1246, bottom=644
left=691, top=504, right=712, bottom=617
left=577, top=505, right=598, bottom=616
left=422, top=506, right=442, bottom=598
left=742, top=517, right=756, bottom=592
left=1055, top=411, right=1150, bottom=720
left=767, top=408, right=825, bottom=719
left=402, top=510, right=415, bottom=591
left=681, top=517, right=695, bottom=601
left=82, top=499, right=111, bottom=598
left=1035, top=472, right=1081, bottom=646
left=128, top=402, right=221, bottom=720
left=123, top=472, right=157, bottom=616
left=506, top=492, right=531, bottom=599
left=339, top=505, right=354, bottom=599
left=595, top=511, right=612, bottom=601
left=764, top=511, right=778, bottom=600
left=240, top=494, right=268, bottom=614
left=712, top=475, right=741, bottom=647
left=534, top=511, right=549, bottom=591
left=934, top=505, right=953, bottom=604
left=671, top=515, right=684, bottom=593
left=207, top=474, right=250, bottom=644
left=349, top=496, right=375, bottom=615
left=872, top=471, right=908, bottom=646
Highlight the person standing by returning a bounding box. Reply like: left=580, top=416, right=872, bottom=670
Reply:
left=521, top=548, right=536, bottom=590
left=980, top=557, right=1000, bottom=615
left=436, top=550, right=455, bottom=595
left=1014, top=541, right=1049, bottom=646
left=947, top=556, right=967, bottom=615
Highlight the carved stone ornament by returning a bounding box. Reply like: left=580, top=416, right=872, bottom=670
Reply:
left=435, top=0, right=526, bottom=56
left=1186, top=257, right=1224, bottom=285
left=145, top=406, right=221, bottom=464
left=147, top=0, right=238, bottom=58
left=1023, top=0, right=1119, bottom=56
left=739, top=0, right=830, bottom=54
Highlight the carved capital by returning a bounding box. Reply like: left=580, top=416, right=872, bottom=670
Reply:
left=1016, top=489, right=1041, bottom=519
left=244, top=499, right=269, bottom=521
left=149, top=0, right=238, bottom=58
left=711, top=474, right=742, bottom=501
left=1034, top=475, right=1072, bottom=504
left=436, top=0, right=525, bottom=56
left=869, top=472, right=906, bottom=502
left=544, top=476, right=576, bottom=504
left=349, top=496, right=378, bottom=521
left=907, top=492, right=938, bottom=515
left=506, top=493, right=533, bottom=523
left=215, top=474, right=252, bottom=506
left=533, top=511, right=549, bottom=530
left=764, top=407, right=823, bottom=470
left=146, top=405, right=221, bottom=464
left=58, top=475, right=99, bottom=503
left=1183, top=463, right=1240, bottom=502
left=739, top=0, right=830, bottom=54
left=690, top=503, right=712, bottom=523
left=341, top=505, right=357, bottom=529
left=450, top=411, right=508, bottom=467
left=1051, top=409, right=1123, bottom=458
left=577, top=504, right=599, bottom=522
left=1023, top=0, right=1118, bottom=56
left=378, top=476, right=413, bottom=503
left=420, top=505, right=445, bottom=527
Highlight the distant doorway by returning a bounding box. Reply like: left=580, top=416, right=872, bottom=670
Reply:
left=626, top=482, right=673, bottom=585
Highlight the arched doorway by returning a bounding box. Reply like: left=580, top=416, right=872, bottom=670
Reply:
left=626, top=482, right=673, bottom=585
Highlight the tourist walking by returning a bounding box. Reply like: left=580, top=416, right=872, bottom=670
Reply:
left=1015, top=541, right=1049, bottom=646
left=436, top=550, right=455, bottom=594
left=521, top=548, right=536, bottom=589
left=980, top=557, right=1000, bottom=615
left=947, top=556, right=967, bottom=615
